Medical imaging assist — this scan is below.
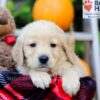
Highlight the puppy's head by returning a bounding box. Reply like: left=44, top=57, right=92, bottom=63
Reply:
left=12, top=20, right=76, bottom=72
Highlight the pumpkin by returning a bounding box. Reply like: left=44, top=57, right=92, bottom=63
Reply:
left=80, top=59, right=92, bottom=76
left=32, top=0, right=74, bottom=30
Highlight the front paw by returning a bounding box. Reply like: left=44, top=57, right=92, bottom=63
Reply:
left=62, top=74, right=80, bottom=96
left=29, top=71, right=51, bottom=89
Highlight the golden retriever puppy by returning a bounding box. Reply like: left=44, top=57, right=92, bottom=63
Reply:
left=12, top=20, right=87, bottom=96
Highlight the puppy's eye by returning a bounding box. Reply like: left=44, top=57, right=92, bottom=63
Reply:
left=50, top=43, right=56, bottom=48
left=30, top=43, right=36, bottom=47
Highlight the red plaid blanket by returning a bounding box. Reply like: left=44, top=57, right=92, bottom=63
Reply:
left=0, top=71, right=96, bottom=100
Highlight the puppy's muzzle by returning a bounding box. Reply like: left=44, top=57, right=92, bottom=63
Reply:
left=39, top=55, right=49, bottom=65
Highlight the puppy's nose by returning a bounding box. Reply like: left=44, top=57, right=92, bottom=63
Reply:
left=39, top=55, right=49, bottom=64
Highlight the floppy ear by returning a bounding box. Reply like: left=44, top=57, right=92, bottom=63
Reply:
left=61, top=35, right=76, bottom=65
left=12, top=36, right=24, bottom=65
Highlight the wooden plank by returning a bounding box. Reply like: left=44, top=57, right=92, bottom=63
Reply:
left=66, top=32, right=93, bottom=41
left=16, top=30, right=93, bottom=41
left=90, top=19, right=100, bottom=100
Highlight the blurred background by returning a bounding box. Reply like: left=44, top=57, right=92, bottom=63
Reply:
left=0, top=0, right=100, bottom=99
left=6, top=0, right=100, bottom=59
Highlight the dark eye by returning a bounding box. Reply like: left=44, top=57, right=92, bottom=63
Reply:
left=30, top=43, right=36, bottom=47
left=50, top=43, right=57, bottom=48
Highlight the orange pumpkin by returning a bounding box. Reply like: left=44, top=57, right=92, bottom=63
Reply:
left=32, top=0, right=74, bottom=30
left=80, top=59, right=92, bottom=76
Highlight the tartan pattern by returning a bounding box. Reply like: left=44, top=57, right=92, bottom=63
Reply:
left=0, top=71, right=96, bottom=100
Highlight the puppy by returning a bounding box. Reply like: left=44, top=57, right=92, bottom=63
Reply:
left=12, top=20, right=87, bottom=96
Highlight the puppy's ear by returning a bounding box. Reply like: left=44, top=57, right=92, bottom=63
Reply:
left=61, top=35, right=76, bottom=64
left=12, top=36, right=24, bottom=65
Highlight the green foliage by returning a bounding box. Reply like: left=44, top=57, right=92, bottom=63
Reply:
left=7, top=0, right=33, bottom=28
left=75, top=41, right=84, bottom=58
left=72, top=0, right=81, bottom=3
left=7, top=1, right=14, bottom=11
left=72, top=0, right=76, bottom=3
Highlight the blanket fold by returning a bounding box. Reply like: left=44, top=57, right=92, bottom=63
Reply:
left=0, top=71, right=96, bottom=100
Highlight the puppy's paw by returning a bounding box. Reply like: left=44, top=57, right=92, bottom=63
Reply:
left=29, top=71, right=51, bottom=89
left=62, top=72, right=80, bottom=96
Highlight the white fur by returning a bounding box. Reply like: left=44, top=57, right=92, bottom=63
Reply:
left=29, top=70, right=51, bottom=89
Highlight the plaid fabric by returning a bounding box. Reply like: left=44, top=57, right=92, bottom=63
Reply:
left=0, top=71, right=96, bottom=100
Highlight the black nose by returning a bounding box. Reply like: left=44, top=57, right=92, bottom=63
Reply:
left=39, top=55, right=49, bottom=64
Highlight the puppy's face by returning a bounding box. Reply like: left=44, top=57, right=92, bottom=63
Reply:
left=12, top=21, right=75, bottom=72
left=23, top=32, right=66, bottom=71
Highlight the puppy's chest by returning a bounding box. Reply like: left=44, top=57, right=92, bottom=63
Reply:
left=50, top=66, right=62, bottom=76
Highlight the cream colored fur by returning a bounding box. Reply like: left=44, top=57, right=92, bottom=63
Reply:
left=12, top=20, right=87, bottom=96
